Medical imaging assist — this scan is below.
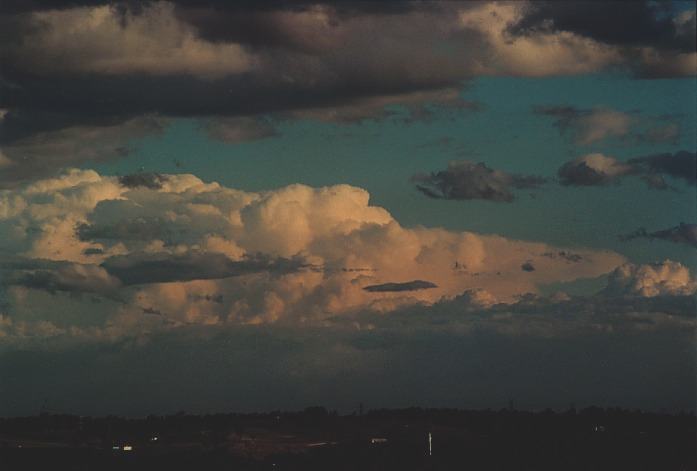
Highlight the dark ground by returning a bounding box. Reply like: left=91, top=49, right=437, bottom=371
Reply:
left=1, top=407, right=695, bottom=470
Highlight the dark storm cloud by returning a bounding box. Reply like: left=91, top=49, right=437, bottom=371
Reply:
left=620, top=223, right=697, bottom=249
left=0, top=0, right=114, bottom=14
left=1, top=1, right=694, bottom=186
left=101, top=251, right=309, bottom=285
left=510, top=1, right=696, bottom=53
left=0, top=1, right=475, bottom=185
left=411, top=161, right=546, bottom=202
left=363, top=280, right=437, bottom=293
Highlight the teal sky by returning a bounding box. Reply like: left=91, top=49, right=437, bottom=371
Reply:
left=2, top=2, right=696, bottom=416
left=95, top=74, right=697, bottom=272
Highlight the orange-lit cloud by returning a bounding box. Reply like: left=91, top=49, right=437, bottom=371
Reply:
left=0, top=169, right=630, bottom=335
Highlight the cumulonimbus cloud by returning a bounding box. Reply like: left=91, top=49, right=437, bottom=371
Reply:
left=0, top=168, right=625, bottom=334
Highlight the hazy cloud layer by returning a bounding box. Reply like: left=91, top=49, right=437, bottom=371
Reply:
left=2, top=315, right=694, bottom=416
left=411, top=161, right=546, bottom=202
left=535, top=106, right=682, bottom=145
left=1, top=1, right=695, bottom=184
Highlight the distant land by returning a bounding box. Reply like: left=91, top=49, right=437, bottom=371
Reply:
left=2, top=407, right=695, bottom=470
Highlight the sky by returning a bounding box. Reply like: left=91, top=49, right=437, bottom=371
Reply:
left=0, top=1, right=695, bottom=416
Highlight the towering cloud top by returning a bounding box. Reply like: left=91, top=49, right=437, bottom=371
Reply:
left=0, top=169, right=627, bottom=338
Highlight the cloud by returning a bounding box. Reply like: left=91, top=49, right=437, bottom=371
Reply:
left=3, top=3, right=255, bottom=78
left=534, top=106, right=685, bottom=145
left=2, top=1, right=694, bottom=182
left=1, top=252, right=694, bottom=416
left=510, top=1, right=696, bottom=53
left=363, top=280, right=438, bottom=293
left=0, top=117, right=167, bottom=187
left=603, top=260, right=696, bottom=297
left=101, top=251, right=309, bottom=285
left=638, top=122, right=680, bottom=144
left=0, top=169, right=626, bottom=331
left=628, top=151, right=697, bottom=186
left=411, top=161, right=546, bottom=202
left=541, top=251, right=583, bottom=263
left=558, top=153, right=634, bottom=186
left=2, top=258, right=122, bottom=299
left=284, top=88, right=481, bottom=125
left=346, top=260, right=697, bottom=337
left=202, top=116, right=279, bottom=143
left=535, top=106, right=632, bottom=145
left=558, top=151, right=696, bottom=188
left=620, top=223, right=697, bottom=249
left=118, top=172, right=169, bottom=190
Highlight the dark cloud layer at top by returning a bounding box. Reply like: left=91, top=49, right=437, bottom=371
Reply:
left=510, top=1, right=696, bottom=53
left=1, top=1, right=694, bottom=185
left=411, top=161, right=546, bottom=202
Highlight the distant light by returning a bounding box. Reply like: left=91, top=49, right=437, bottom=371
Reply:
left=123, top=445, right=133, bottom=451
left=150, top=436, right=158, bottom=441
left=428, top=432, right=432, bottom=456
left=112, top=446, right=120, bottom=451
